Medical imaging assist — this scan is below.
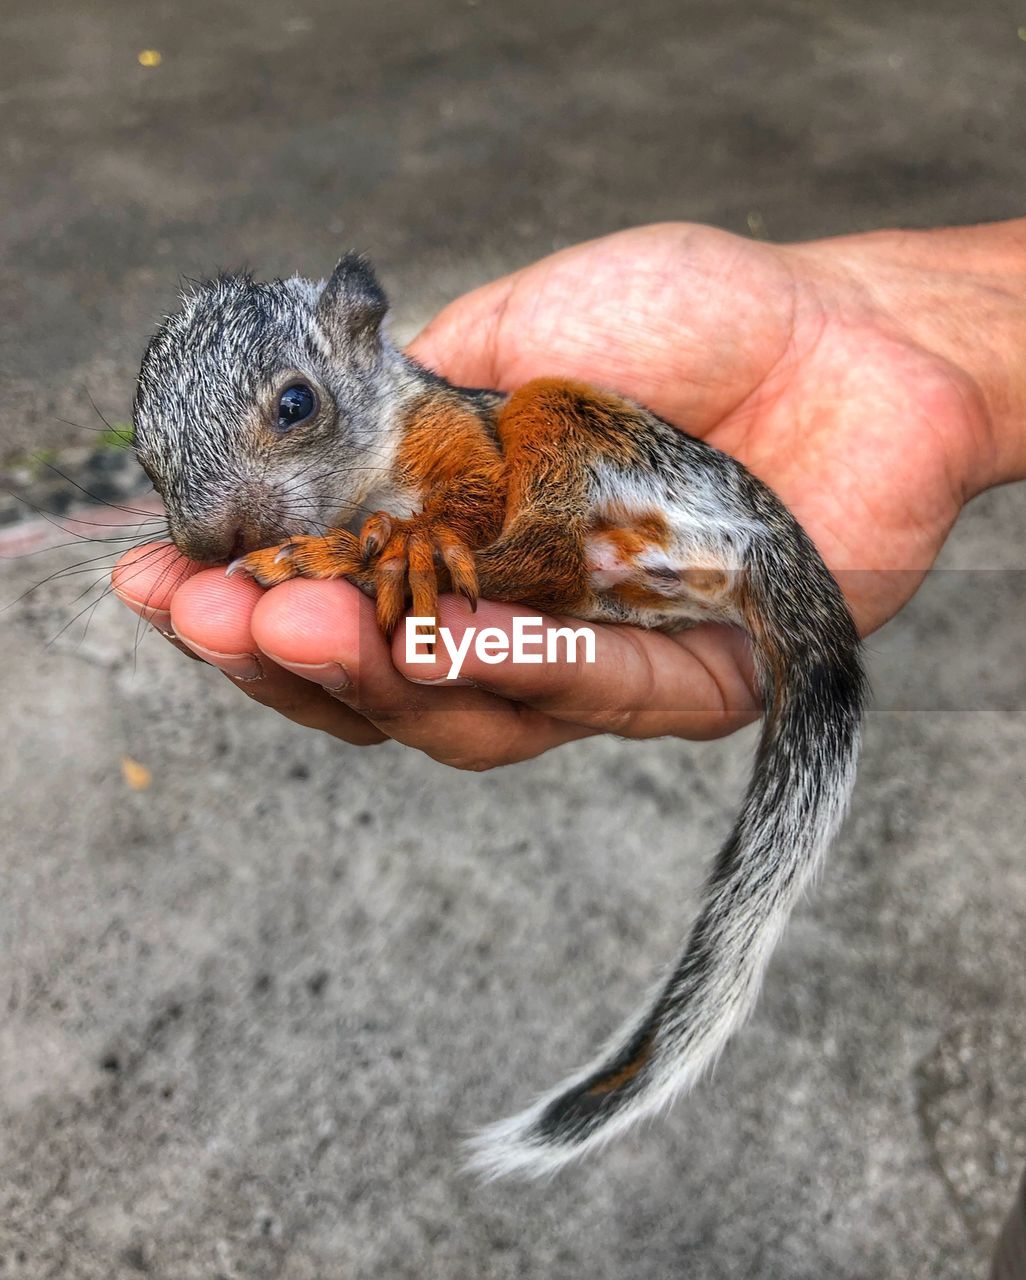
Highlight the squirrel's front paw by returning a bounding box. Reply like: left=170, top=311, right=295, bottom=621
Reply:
left=227, top=529, right=364, bottom=587
left=358, top=511, right=479, bottom=636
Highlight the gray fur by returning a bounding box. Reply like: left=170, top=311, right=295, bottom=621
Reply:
left=133, top=256, right=425, bottom=562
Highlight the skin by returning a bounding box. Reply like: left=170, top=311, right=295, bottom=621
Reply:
left=112, top=220, right=1026, bottom=770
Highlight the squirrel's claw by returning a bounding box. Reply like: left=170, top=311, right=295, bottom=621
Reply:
left=231, top=517, right=479, bottom=630
left=357, top=512, right=480, bottom=634
left=359, top=513, right=394, bottom=562
left=436, top=530, right=480, bottom=612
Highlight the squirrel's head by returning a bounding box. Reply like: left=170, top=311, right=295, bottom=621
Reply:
left=133, top=253, right=408, bottom=563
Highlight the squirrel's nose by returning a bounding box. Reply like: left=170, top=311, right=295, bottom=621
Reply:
left=173, top=517, right=275, bottom=566
left=224, top=517, right=278, bottom=562
left=227, top=527, right=255, bottom=561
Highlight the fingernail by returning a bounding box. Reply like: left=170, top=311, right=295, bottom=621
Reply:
left=178, top=639, right=264, bottom=682
left=405, top=674, right=474, bottom=687
left=144, top=608, right=174, bottom=637
left=275, top=659, right=352, bottom=693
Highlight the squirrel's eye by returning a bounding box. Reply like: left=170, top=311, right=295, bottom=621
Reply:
left=276, top=384, right=317, bottom=431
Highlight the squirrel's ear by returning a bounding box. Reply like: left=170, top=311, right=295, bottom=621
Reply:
left=315, top=252, right=387, bottom=347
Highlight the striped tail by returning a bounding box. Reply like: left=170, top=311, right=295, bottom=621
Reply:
left=465, top=541, right=865, bottom=1179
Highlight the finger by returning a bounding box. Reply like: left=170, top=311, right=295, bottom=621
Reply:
left=112, top=541, right=203, bottom=619
left=391, top=595, right=762, bottom=741
left=249, top=578, right=595, bottom=770
left=407, top=276, right=515, bottom=389
left=111, top=541, right=209, bottom=660
left=167, top=568, right=386, bottom=746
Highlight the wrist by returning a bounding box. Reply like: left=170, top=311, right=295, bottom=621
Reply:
left=790, top=219, right=1026, bottom=495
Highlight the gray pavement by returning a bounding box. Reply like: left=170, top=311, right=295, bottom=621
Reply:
left=2, top=1, right=1026, bottom=1277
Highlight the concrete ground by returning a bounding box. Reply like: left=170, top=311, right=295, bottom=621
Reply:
left=2, top=0, right=1025, bottom=1276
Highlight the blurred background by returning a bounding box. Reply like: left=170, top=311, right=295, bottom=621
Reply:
left=2, top=2, right=1025, bottom=1277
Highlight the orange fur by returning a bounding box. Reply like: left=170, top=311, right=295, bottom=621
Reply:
left=354, top=393, right=507, bottom=630
left=682, top=567, right=729, bottom=595
left=471, top=380, right=652, bottom=613
left=583, top=1034, right=654, bottom=1096
left=236, top=529, right=367, bottom=586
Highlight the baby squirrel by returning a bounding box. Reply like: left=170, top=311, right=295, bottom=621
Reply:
left=133, top=253, right=865, bottom=1179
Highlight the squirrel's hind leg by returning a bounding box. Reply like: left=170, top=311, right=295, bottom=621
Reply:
left=584, top=514, right=742, bottom=630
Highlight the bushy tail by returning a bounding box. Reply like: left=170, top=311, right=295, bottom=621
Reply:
left=466, top=544, right=865, bottom=1179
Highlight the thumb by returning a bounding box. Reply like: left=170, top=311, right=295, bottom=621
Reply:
left=406, top=274, right=517, bottom=389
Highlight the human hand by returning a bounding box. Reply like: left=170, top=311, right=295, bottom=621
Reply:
left=113, top=221, right=1026, bottom=767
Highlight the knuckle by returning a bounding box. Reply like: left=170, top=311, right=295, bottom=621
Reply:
left=596, top=702, right=642, bottom=736
left=348, top=695, right=428, bottom=731
left=437, top=746, right=504, bottom=773
left=593, top=635, right=659, bottom=738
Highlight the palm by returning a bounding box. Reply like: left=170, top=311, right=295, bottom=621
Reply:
left=413, top=224, right=977, bottom=634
